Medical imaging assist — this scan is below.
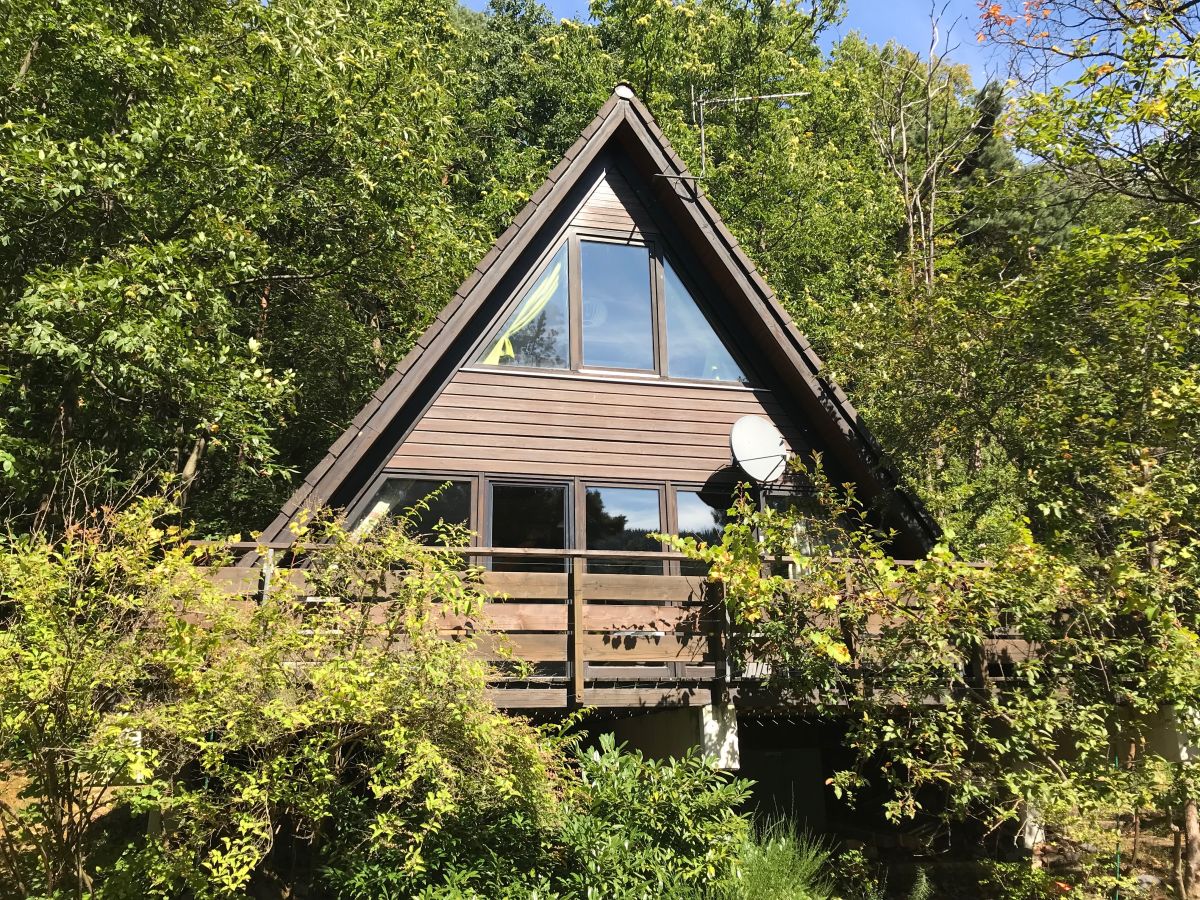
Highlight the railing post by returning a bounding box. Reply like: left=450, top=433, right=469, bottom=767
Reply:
left=570, top=555, right=585, bottom=707
left=259, top=548, right=275, bottom=603
left=714, top=580, right=731, bottom=703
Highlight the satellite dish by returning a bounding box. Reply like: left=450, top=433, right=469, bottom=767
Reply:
left=730, top=415, right=789, bottom=483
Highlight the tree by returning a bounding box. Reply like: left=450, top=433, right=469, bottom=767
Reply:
left=0, top=494, right=754, bottom=897
left=988, top=0, right=1200, bottom=210
left=0, top=497, right=557, bottom=896
left=850, top=30, right=985, bottom=289
left=0, top=0, right=476, bottom=533
left=665, top=459, right=1200, bottom=897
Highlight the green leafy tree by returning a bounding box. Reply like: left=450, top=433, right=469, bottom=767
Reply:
left=0, top=494, right=756, bottom=898
left=0, top=0, right=476, bottom=532
left=989, top=0, right=1200, bottom=211
left=0, top=497, right=564, bottom=897
left=664, top=460, right=1200, bottom=897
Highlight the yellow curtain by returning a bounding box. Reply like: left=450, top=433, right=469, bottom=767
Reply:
left=481, top=258, right=564, bottom=365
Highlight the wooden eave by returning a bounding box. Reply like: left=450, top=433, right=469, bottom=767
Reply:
left=257, top=86, right=940, bottom=556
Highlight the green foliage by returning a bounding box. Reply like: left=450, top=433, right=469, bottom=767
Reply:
left=556, top=733, right=751, bottom=899
left=2, top=0, right=1199, bottom=890
left=830, top=848, right=885, bottom=900
left=0, top=498, right=756, bottom=897
left=991, top=0, right=1200, bottom=210
left=0, top=498, right=565, bottom=897
left=664, top=457, right=1200, bottom=895
left=0, top=0, right=478, bottom=531
left=905, top=868, right=930, bottom=900
left=717, top=818, right=834, bottom=900
left=979, top=860, right=1057, bottom=899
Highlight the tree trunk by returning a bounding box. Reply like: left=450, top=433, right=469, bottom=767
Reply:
left=1174, top=825, right=1187, bottom=900
left=1185, top=798, right=1200, bottom=899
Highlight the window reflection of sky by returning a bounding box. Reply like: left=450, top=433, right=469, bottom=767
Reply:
left=676, top=490, right=727, bottom=543
left=664, top=261, right=746, bottom=383
left=581, top=242, right=654, bottom=370
left=588, top=486, right=660, bottom=533
left=587, top=486, right=662, bottom=574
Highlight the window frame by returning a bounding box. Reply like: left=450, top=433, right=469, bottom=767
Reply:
left=347, top=472, right=480, bottom=543
left=486, top=477, right=575, bottom=572
left=354, top=473, right=751, bottom=576
left=576, top=235, right=660, bottom=374
left=470, top=227, right=752, bottom=386
left=581, top=481, right=668, bottom=575
left=667, top=481, right=740, bottom=576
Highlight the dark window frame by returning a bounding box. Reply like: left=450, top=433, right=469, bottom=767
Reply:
left=354, top=472, right=752, bottom=575
left=576, top=236, right=660, bottom=374
left=469, top=225, right=754, bottom=387
left=347, top=472, right=480, bottom=544
left=582, top=481, right=668, bottom=576
left=486, top=477, right=574, bottom=572
left=668, top=481, right=738, bottom=576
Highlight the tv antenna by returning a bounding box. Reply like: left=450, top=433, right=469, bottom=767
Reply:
left=685, top=86, right=811, bottom=179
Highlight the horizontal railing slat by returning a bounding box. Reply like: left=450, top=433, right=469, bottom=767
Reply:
left=440, top=603, right=567, bottom=632
left=582, top=604, right=715, bottom=632
left=481, top=571, right=568, bottom=598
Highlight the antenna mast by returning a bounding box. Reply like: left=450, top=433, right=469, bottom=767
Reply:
left=687, top=88, right=811, bottom=179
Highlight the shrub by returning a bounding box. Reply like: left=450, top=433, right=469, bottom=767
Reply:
left=554, top=734, right=753, bottom=899
left=719, top=819, right=834, bottom=900
left=0, top=498, right=756, bottom=899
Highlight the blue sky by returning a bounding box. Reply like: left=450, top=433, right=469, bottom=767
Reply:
left=459, top=0, right=1007, bottom=83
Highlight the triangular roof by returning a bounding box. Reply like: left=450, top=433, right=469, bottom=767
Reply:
left=259, top=85, right=939, bottom=556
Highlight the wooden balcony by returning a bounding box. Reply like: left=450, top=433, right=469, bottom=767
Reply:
left=208, top=547, right=1029, bottom=712
left=210, top=547, right=728, bottom=711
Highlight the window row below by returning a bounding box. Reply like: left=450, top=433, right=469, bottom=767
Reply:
left=355, top=474, right=827, bottom=575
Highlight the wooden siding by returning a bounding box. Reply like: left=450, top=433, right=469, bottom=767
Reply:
left=389, top=369, right=808, bottom=483
left=571, top=167, right=658, bottom=235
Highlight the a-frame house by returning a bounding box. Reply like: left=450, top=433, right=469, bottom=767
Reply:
left=262, top=85, right=934, bottom=555
left=256, top=85, right=937, bottom=731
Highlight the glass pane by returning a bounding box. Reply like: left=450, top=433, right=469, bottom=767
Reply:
left=586, top=486, right=662, bottom=575
left=664, top=260, right=747, bottom=383
left=356, top=478, right=471, bottom=543
left=766, top=492, right=834, bottom=557
left=676, top=489, right=731, bottom=575
left=491, top=483, right=568, bottom=572
left=676, top=490, right=729, bottom=545
left=581, top=241, right=654, bottom=370
left=477, top=246, right=569, bottom=369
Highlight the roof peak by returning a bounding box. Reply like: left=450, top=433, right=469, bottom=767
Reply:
left=256, top=86, right=940, bottom=556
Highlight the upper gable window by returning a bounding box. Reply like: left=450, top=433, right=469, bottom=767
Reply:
left=581, top=241, right=654, bottom=370
left=478, top=245, right=569, bottom=369
left=663, top=261, right=746, bottom=383
left=477, top=237, right=749, bottom=384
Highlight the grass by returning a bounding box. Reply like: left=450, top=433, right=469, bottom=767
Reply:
left=719, top=818, right=835, bottom=900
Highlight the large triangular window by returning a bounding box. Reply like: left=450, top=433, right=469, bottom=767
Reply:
left=663, top=260, right=746, bottom=383
left=477, top=238, right=748, bottom=384
left=477, top=245, right=569, bottom=369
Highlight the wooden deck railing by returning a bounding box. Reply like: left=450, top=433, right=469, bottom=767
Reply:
left=206, top=546, right=727, bottom=710
left=202, top=545, right=1027, bottom=711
